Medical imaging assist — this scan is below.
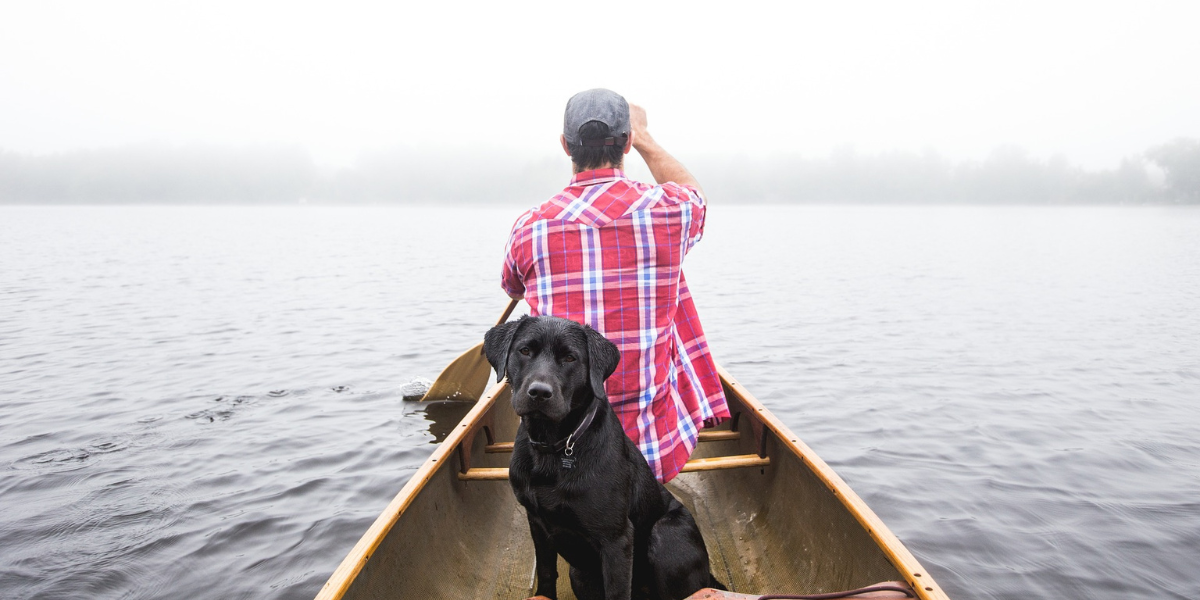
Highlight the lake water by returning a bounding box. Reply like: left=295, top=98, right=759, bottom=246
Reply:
left=1, top=205, right=1198, bottom=600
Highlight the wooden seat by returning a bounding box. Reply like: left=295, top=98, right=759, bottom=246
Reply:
left=484, top=429, right=741, bottom=454
left=458, top=453, right=769, bottom=481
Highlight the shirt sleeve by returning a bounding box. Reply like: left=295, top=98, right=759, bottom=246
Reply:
left=675, top=183, right=707, bottom=254
left=500, top=218, right=528, bottom=297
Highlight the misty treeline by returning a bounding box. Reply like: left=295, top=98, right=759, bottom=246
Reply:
left=2, top=139, right=1199, bottom=205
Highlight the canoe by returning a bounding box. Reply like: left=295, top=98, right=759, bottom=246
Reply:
left=314, top=364, right=950, bottom=600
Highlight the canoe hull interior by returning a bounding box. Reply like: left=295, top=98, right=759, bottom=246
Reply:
left=325, top=375, right=946, bottom=600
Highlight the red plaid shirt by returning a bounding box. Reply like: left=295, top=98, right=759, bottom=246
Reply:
left=501, top=168, right=730, bottom=482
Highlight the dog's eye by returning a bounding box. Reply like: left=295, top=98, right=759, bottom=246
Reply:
left=518, top=347, right=531, bottom=356
left=562, top=355, right=576, bottom=363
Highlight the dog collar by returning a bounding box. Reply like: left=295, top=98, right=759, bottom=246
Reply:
left=528, top=403, right=599, bottom=456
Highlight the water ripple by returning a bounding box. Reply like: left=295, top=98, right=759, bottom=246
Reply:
left=1, top=205, right=1198, bottom=600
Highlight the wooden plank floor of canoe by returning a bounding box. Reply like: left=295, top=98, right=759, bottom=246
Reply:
left=473, top=473, right=769, bottom=600
left=328, top=378, right=943, bottom=600
left=462, top=466, right=899, bottom=599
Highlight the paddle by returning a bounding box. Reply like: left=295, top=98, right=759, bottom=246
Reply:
left=414, top=297, right=520, bottom=402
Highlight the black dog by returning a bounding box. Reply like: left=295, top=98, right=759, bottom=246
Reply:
left=484, top=315, right=723, bottom=600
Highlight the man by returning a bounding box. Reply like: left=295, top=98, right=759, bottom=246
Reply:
left=500, top=88, right=729, bottom=483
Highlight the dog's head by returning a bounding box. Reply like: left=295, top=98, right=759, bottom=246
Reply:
left=483, top=316, right=621, bottom=421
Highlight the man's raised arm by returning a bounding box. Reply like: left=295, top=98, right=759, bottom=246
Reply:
left=629, top=104, right=705, bottom=196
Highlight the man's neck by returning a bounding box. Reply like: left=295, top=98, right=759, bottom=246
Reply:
left=572, top=162, right=623, bottom=175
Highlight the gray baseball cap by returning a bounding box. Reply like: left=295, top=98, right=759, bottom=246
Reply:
left=563, top=88, right=630, bottom=147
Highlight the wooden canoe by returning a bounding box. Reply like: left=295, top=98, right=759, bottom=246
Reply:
left=314, top=364, right=950, bottom=600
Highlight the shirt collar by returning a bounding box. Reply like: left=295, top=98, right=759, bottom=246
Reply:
left=570, top=168, right=626, bottom=187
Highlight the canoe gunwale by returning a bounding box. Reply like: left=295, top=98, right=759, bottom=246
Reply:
left=456, top=453, right=772, bottom=480
left=314, top=367, right=950, bottom=600
left=313, top=380, right=509, bottom=600
left=714, top=365, right=949, bottom=600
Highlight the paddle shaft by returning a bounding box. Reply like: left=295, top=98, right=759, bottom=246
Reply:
left=476, top=297, right=520, bottom=358
left=496, top=297, right=519, bottom=327
left=416, top=297, right=521, bottom=401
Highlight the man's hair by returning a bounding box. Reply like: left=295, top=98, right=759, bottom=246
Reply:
left=568, top=121, right=625, bottom=172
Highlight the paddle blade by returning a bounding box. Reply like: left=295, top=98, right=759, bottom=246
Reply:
left=417, top=342, right=492, bottom=402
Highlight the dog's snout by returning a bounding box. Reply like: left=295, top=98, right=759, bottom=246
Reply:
left=527, top=382, right=553, bottom=401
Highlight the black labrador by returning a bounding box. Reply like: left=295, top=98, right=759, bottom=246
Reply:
left=484, top=315, right=723, bottom=600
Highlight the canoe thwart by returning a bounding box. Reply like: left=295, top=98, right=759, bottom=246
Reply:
left=456, top=467, right=511, bottom=481
left=697, top=430, right=742, bottom=442
left=679, top=454, right=770, bottom=473
left=483, top=430, right=740, bottom=454
left=458, top=454, right=769, bottom=481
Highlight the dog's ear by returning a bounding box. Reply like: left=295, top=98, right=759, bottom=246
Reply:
left=483, top=316, right=528, bottom=382
left=584, top=325, right=621, bottom=400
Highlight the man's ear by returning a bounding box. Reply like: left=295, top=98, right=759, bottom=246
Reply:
left=560, top=134, right=571, bottom=157
left=623, top=131, right=633, bottom=155
left=483, top=316, right=528, bottom=382
left=584, top=325, right=621, bottom=400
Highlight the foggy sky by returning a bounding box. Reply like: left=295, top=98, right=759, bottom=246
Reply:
left=2, top=1, right=1199, bottom=170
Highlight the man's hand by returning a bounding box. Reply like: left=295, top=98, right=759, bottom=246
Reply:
left=629, top=103, right=651, bottom=151
left=627, top=103, right=702, bottom=193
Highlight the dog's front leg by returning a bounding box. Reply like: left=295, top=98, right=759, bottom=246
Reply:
left=600, top=520, right=635, bottom=600
left=529, top=519, right=559, bottom=599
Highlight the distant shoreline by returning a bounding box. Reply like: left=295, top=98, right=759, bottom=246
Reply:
left=3, top=139, right=1197, bottom=205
